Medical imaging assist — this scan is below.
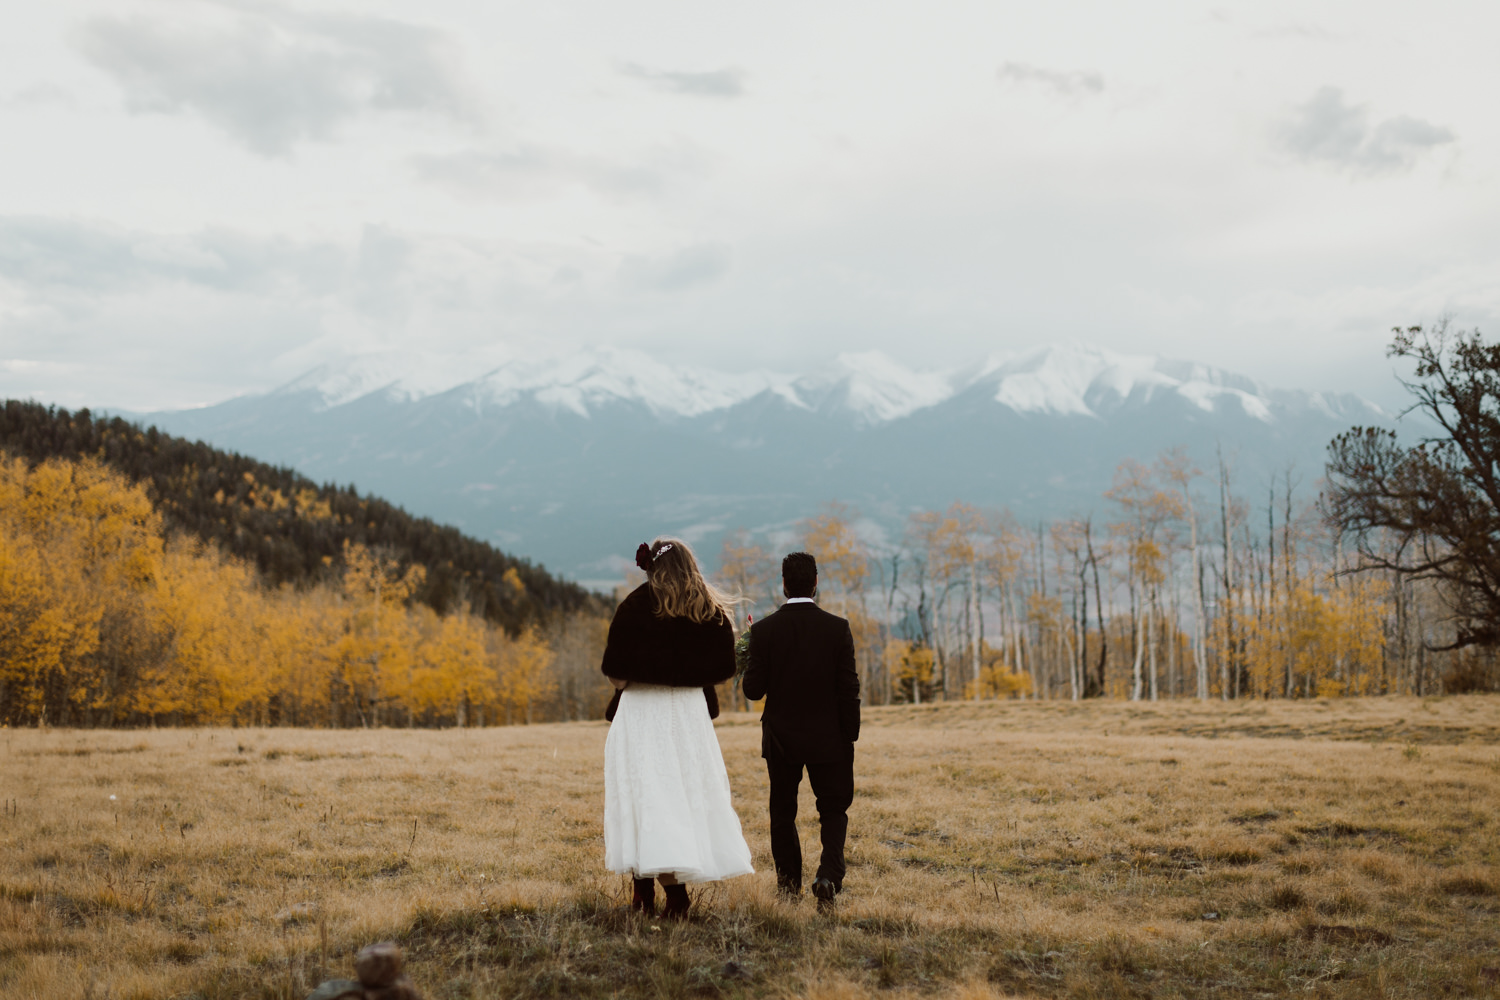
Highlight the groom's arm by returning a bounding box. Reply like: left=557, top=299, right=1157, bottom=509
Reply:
left=836, top=620, right=860, bottom=744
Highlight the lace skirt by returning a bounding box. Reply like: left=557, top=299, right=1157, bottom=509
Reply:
left=603, top=683, right=755, bottom=883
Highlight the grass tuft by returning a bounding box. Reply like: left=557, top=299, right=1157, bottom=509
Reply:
left=1265, top=882, right=1307, bottom=911
left=1439, top=872, right=1496, bottom=896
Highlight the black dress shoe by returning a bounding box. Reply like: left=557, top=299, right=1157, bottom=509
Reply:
left=812, top=877, right=838, bottom=907
left=776, top=876, right=802, bottom=898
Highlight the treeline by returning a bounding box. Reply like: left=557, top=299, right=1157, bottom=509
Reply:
left=719, top=326, right=1500, bottom=704
left=719, top=449, right=1496, bottom=706
left=0, top=455, right=613, bottom=727
left=0, top=400, right=605, bottom=633
left=10, top=324, right=1498, bottom=726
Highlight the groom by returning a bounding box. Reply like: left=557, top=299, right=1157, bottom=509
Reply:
left=742, top=552, right=861, bottom=905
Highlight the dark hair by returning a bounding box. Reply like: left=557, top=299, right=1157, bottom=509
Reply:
left=782, top=551, right=817, bottom=598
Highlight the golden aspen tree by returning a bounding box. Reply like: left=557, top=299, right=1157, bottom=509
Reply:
left=0, top=457, right=161, bottom=725
left=495, top=625, right=555, bottom=724
left=337, top=543, right=425, bottom=727
left=802, top=503, right=880, bottom=696
left=142, top=540, right=273, bottom=723
left=801, top=503, right=870, bottom=601
left=413, top=611, right=494, bottom=726
left=0, top=520, right=102, bottom=724
left=718, top=530, right=775, bottom=616
left=544, top=611, right=612, bottom=721
left=1322, top=575, right=1385, bottom=696
left=260, top=587, right=335, bottom=726
left=968, top=640, right=1033, bottom=699
left=981, top=513, right=1029, bottom=699
left=929, top=504, right=986, bottom=700
left=1157, top=448, right=1210, bottom=699
left=1108, top=460, right=1184, bottom=702
left=903, top=505, right=986, bottom=699
left=882, top=639, right=935, bottom=704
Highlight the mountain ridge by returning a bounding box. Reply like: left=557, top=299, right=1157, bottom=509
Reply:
left=129, top=343, right=1389, bottom=587
left=263, top=343, right=1383, bottom=426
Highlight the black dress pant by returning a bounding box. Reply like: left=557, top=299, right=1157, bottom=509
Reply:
left=766, top=748, right=854, bottom=890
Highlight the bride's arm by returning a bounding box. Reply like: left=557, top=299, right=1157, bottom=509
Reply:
left=609, top=676, right=629, bottom=690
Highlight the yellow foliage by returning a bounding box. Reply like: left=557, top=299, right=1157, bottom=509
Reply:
left=0, top=452, right=597, bottom=728
left=137, top=541, right=267, bottom=719
left=408, top=611, right=493, bottom=724
left=1239, top=573, right=1388, bottom=699
left=965, top=641, right=1033, bottom=699
left=500, top=566, right=525, bottom=598
left=718, top=530, right=774, bottom=616
left=0, top=457, right=164, bottom=724
left=801, top=502, right=868, bottom=599
left=293, top=487, right=334, bottom=521
left=495, top=625, right=556, bottom=724
left=884, top=640, right=935, bottom=702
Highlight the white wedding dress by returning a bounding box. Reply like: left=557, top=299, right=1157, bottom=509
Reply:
left=603, top=683, right=755, bottom=883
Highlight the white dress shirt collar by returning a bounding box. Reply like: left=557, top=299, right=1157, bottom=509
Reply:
left=784, top=597, right=816, bottom=604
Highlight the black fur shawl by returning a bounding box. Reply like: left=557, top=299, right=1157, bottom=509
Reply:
left=600, top=584, right=735, bottom=687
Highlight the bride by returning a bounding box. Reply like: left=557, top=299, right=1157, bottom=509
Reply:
left=601, top=537, right=754, bottom=918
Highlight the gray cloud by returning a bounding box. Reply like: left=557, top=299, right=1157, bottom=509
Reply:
left=0, top=216, right=343, bottom=296
left=73, top=3, right=474, bottom=156
left=620, top=244, right=730, bottom=291
left=412, top=146, right=665, bottom=200
left=1254, top=23, right=1339, bottom=41
left=0, top=217, right=144, bottom=292
left=1277, top=87, right=1454, bottom=174
left=619, top=63, right=745, bottom=98
left=351, top=225, right=413, bottom=320
left=1, top=83, right=75, bottom=109
left=997, top=62, right=1103, bottom=97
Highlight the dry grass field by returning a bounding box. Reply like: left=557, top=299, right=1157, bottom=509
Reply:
left=3, top=696, right=1499, bottom=1000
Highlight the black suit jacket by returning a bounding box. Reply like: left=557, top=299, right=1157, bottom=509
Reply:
left=742, top=601, right=860, bottom=763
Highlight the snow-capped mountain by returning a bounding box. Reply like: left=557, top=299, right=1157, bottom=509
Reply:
left=134, top=344, right=1386, bottom=587
left=274, top=343, right=1372, bottom=424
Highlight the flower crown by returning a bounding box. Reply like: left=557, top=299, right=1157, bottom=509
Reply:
left=635, top=541, right=674, bottom=573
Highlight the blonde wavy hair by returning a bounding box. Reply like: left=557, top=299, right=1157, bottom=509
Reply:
left=646, top=537, right=735, bottom=624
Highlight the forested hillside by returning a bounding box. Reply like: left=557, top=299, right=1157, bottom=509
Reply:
left=0, top=452, right=613, bottom=728
left=0, top=400, right=605, bottom=632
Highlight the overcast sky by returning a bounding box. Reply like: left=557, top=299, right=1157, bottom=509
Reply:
left=1, top=0, right=1495, bottom=411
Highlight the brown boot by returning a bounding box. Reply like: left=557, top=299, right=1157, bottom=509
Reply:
left=661, top=883, right=690, bottom=920
left=631, top=877, right=656, bottom=916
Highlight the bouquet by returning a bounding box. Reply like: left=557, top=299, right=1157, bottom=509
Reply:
left=733, top=615, right=753, bottom=690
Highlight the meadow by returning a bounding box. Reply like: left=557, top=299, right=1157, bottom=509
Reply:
left=2, top=696, right=1498, bottom=1000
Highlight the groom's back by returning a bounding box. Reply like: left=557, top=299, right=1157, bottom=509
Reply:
left=745, top=603, right=860, bottom=763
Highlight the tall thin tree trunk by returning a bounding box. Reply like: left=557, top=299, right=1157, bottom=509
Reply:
left=1283, top=471, right=1296, bottom=698
left=1086, top=520, right=1108, bottom=698
left=1075, top=563, right=1087, bottom=701
left=1182, top=487, right=1209, bottom=700
left=970, top=558, right=982, bottom=699
left=1148, top=590, right=1159, bottom=700
left=1130, top=574, right=1145, bottom=700
left=1218, top=449, right=1234, bottom=701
